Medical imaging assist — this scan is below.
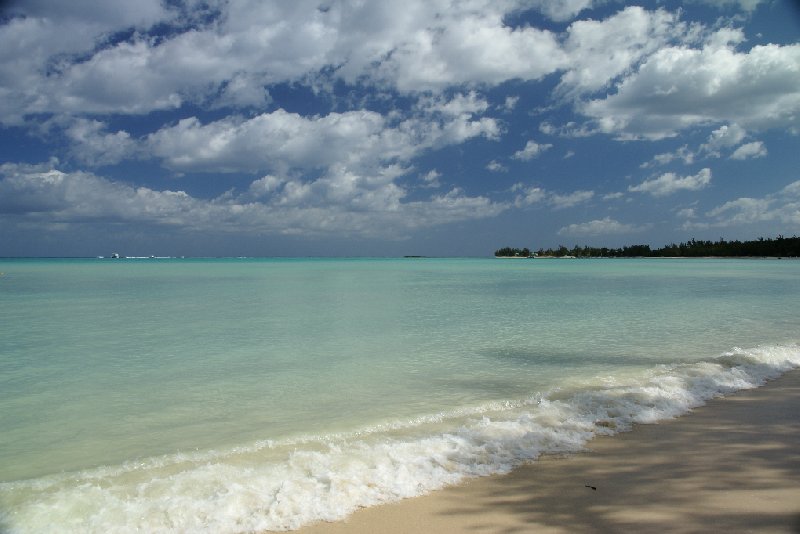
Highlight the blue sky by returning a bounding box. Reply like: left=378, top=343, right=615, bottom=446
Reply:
left=0, top=0, right=798, bottom=257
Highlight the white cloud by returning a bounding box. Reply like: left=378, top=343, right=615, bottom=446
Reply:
left=700, top=124, right=748, bottom=157
left=706, top=197, right=773, bottom=224
left=16, top=0, right=568, bottom=117
left=581, top=30, right=800, bottom=139
left=419, top=187, right=502, bottom=223
left=149, top=110, right=385, bottom=173
left=557, top=217, right=642, bottom=236
left=501, top=96, right=519, bottom=112
left=641, top=145, right=695, bottom=168
left=550, top=190, right=594, bottom=209
left=0, top=162, right=507, bottom=238
left=730, top=141, right=767, bottom=160
left=65, top=119, right=138, bottom=166
left=418, top=91, right=490, bottom=116
left=684, top=179, right=800, bottom=229
left=368, top=8, right=565, bottom=92
left=512, top=184, right=547, bottom=207
left=10, top=2, right=341, bottom=117
left=629, top=168, right=712, bottom=196
left=6, top=0, right=171, bottom=29
left=538, top=120, right=597, bottom=138
left=486, top=160, right=508, bottom=173
left=640, top=124, right=765, bottom=167
left=512, top=140, right=553, bottom=161
left=148, top=103, right=499, bottom=174
left=0, top=9, right=167, bottom=123
left=512, top=184, right=594, bottom=209
left=691, top=0, right=768, bottom=12
left=527, top=0, right=597, bottom=22
left=781, top=180, right=800, bottom=197
left=557, top=7, right=687, bottom=98
left=602, top=192, right=625, bottom=200
left=420, top=169, right=442, bottom=188
left=0, top=162, right=195, bottom=224
left=213, top=74, right=273, bottom=109
left=3, top=1, right=794, bottom=134
left=4, top=2, right=700, bottom=123
left=248, top=175, right=286, bottom=199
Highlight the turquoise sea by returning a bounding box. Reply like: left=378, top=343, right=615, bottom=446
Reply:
left=1, top=257, right=798, bottom=532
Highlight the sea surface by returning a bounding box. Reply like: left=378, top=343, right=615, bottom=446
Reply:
left=1, top=257, right=798, bottom=533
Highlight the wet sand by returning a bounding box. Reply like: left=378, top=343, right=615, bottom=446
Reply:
left=300, top=369, right=800, bottom=533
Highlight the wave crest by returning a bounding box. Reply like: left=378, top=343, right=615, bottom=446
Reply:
left=2, top=343, right=798, bottom=533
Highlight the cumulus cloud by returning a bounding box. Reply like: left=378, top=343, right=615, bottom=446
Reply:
left=538, top=120, right=597, bottom=138
left=6, top=0, right=171, bottom=29
left=512, top=140, right=553, bottom=161
left=0, top=0, right=173, bottom=120
left=418, top=91, right=490, bottom=116
left=148, top=110, right=386, bottom=173
left=550, top=190, right=594, bottom=209
left=0, top=0, right=576, bottom=121
left=2, top=1, right=793, bottom=139
left=691, top=0, right=768, bottom=12
left=780, top=180, right=800, bottom=197
left=700, top=124, right=748, bottom=157
left=1, top=1, right=796, bottom=254
left=640, top=124, right=766, bottom=167
left=580, top=29, right=800, bottom=139
left=706, top=197, right=772, bottom=224
left=147, top=101, right=499, bottom=174
left=641, top=145, right=695, bottom=168
left=730, top=141, right=767, bottom=160
left=0, top=162, right=195, bottom=224
left=486, top=160, right=508, bottom=173
left=557, top=7, right=687, bottom=98
left=512, top=184, right=594, bottom=209
left=683, top=179, right=800, bottom=229
left=557, top=216, right=642, bottom=236
left=65, top=119, right=139, bottom=166
left=512, top=184, right=547, bottom=207
left=0, top=162, right=507, bottom=238
left=420, top=169, right=442, bottom=188
left=501, top=96, right=519, bottom=113
left=368, top=8, right=565, bottom=91
left=0, top=3, right=721, bottom=124
left=526, top=0, right=597, bottom=22
left=1, top=1, right=337, bottom=118
left=629, top=168, right=712, bottom=196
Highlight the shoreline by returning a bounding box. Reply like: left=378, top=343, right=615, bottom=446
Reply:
left=298, top=369, right=800, bottom=533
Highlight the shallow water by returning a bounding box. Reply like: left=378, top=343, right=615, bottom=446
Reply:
left=1, top=257, right=798, bottom=532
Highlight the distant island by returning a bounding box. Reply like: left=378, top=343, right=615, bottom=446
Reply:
left=495, top=235, right=800, bottom=258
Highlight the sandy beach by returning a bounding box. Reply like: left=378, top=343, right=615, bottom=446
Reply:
left=300, top=369, right=800, bottom=534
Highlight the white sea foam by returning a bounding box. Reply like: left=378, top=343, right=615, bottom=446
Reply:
left=1, top=344, right=798, bottom=533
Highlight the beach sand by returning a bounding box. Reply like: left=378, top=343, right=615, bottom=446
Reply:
left=299, top=369, right=800, bottom=533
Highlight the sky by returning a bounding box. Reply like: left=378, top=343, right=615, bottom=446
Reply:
left=0, top=0, right=798, bottom=257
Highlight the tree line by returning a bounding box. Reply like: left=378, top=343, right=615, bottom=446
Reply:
left=495, top=235, right=800, bottom=258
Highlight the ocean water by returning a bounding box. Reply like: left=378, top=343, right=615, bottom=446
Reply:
left=0, top=257, right=798, bottom=532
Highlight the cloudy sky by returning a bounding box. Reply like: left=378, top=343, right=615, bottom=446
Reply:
left=1, top=0, right=798, bottom=257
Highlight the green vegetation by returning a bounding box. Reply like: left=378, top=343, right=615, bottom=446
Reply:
left=494, top=246, right=532, bottom=257
left=497, top=235, right=800, bottom=258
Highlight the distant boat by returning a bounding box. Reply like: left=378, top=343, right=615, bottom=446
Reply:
left=111, top=253, right=120, bottom=259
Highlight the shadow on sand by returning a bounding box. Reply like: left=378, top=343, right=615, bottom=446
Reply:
left=430, top=371, right=800, bottom=533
